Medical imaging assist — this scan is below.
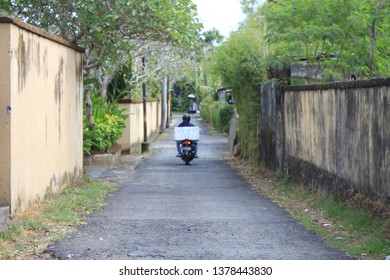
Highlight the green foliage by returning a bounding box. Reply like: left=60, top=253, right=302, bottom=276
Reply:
left=107, top=63, right=133, bottom=102
left=240, top=0, right=264, bottom=16
left=83, top=91, right=128, bottom=155
left=201, top=28, right=224, bottom=46
left=234, top=84, right=261, bottom=165
left=210, top=15, right=266, bottom=164
left=0, top=0, right=203, bottom=117
left=216, top=105, right=235, bottom=133
left=261, top=0, right=390, bottom=80
left=200, top=95, right=215, bottom=123
left=0, top=0, right=202, bottom=61
left=173, top=77, right=200, bottom=112
left=201, top=96, right=235, bottom=134
left=211, top=16, right=267, bottom=89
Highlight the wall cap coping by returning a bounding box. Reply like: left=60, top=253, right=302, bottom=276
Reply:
left=284, top=78, right=390, bottom=92
left=118, top=98, right=160, bottom=104
left=0, top=16, right=84, bottom=53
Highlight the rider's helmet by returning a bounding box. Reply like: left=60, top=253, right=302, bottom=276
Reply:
left=182, top=114, right=191, bottom=122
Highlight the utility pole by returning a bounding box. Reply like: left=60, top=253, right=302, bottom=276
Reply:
left=195, top=62, right=199, bottom=112
left=142, top=55, right=149, bottom=152
left=161, top=76, right=168, bottom=133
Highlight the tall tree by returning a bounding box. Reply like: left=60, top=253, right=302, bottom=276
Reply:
left=0, top=0, right=202, bottom=125
left=211, top=15, right=267, bottom=89
left=210, top=15, right=267, bottom=162
left=261, top=0, right=390, bottom=82
left=240, top=0, right=265, bottom=16
left=202, top=28, right=224, bottom=45
left=359, top=0, right=390, bottom=78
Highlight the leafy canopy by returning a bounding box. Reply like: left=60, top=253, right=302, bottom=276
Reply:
left=261, top=0, right=390, bottom=81
left=0, top=0, right=203, bottom=75
left=211, top=15, right=267, bottom=89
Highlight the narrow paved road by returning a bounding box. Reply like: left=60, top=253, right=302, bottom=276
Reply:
left=46, top=115, right=353, bottom=260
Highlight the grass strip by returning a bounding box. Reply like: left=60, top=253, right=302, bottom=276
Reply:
left=224, top=154, right=390, bottom=260
left=0, top=177, right=115, bottom=260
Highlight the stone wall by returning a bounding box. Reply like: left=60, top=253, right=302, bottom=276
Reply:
left=283, top=79, right=390, bottom=203
left=258, top=78, right=390, bottom=205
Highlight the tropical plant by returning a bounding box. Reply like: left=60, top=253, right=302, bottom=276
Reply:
left=202, top=28, right=224, bottom=46
left=83, top=91, right=128, bottom=155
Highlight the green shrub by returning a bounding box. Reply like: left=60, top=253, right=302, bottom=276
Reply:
left=209, top=16, right=267, bottom=165
left=234, top=83, right=261, bottom=165
left=201, top=95, right=234, bottom=134
left=83, top=91, right=128, bottom=155
left=217, top=105, right=234, bottom=133
left=200, top=95, right=214, bottom=123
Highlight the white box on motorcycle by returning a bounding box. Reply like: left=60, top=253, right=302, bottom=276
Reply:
left=174, top=127, right=200, bottom=141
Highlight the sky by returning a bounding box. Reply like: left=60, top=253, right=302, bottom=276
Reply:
left=192, top=0, right=246, bottom=38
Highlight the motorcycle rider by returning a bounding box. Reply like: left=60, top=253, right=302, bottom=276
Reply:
left=176, top=114, right=199, bottom=158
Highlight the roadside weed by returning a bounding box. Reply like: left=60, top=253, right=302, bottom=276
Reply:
left=225, top=154, right=390, bottom=260
left=0, top=177, right=115, bottom=259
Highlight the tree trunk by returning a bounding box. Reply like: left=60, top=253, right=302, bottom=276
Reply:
left=84, top=85, right=95, bottom=129
left=142, top=56, right=147, bottom=143
left=161, top=76, right=168, bottom=133
left=305, top=45, right=311, bottom=84
left=83, top=52, right=96, bottom=128
left=96, top=68, right=117, bottom=100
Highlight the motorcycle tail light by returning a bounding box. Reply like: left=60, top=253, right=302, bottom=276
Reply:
left=183, top=140, right=191, bottom=145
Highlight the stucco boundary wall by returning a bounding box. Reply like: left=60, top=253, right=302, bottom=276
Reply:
left=118, top=99, right=162, bottom=154
left=282, top=78, right=390, bottom=206
left=0, top=17, right=84, bottom=214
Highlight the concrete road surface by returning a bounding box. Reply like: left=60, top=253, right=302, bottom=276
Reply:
left=46, top=114, right=353, bottom=260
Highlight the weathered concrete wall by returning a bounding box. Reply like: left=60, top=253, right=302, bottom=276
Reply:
left=0, top=23, right=12, bottom=208
left=118, top=99, right=163, bottom=154
left=260, top=80, right=284, bottom=172
left=147, top=99, right=162, bottom=142
left=284, top=79, right=390, bottom=203
left=0, top=17, right=84, bottom=213
left=118, top=101, right=143, bottom=153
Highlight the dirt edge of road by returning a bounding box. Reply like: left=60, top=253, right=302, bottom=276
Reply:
left=223, top=152, right=388, bottom=260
